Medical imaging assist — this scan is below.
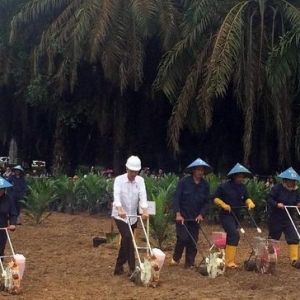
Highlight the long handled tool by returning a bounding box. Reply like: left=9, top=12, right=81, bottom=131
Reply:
left=230, top=209, right=257, bottom=252
left=126, top=215, right=165, bottom=287
left=183, top=221, right=226, bottom=278
left=182, top=222, right=208, bottom=261
left=231, top=206, right=262, bottom=234
left=0, top=228, right=25, bottom=294
left=284, top=206, right=300, bottom=239
left=230, top=209, right=277, bottom=274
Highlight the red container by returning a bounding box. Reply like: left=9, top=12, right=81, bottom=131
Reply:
left=212, top=232, right=227, bottom=248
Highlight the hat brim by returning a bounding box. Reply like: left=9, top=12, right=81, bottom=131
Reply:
left=125, top=164, right=141, bottom=171
left=184, top=166, right=213, bottom=175
left=227, top=172, right=252, bottom=178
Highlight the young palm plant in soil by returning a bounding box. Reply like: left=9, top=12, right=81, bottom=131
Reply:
left=206, top=173, right=223, bottom=224
left=51, top=175, right=82, bottom=214
left=80, top=174, right=112, bottom=215
left=244, top=178, right=269, bottom=225
left=145, top=174, right=178, bottom=249
left=21, top=178, right=58, bottom=224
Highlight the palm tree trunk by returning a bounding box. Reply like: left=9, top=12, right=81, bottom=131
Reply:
left=113, top=94, right=126, bottom=175
left=52, top=117, right=66, bottom=176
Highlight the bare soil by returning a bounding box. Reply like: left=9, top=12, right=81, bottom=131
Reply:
left=3, top=211, right=300, bottom=300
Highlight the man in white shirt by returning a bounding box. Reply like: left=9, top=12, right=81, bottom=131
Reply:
left=112, top=156, right=149, bottom=276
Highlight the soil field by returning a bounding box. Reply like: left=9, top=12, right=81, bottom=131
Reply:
left=2, top=211, right=300, bottom=300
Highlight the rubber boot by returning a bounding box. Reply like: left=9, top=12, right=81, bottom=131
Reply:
left=289, top=244, right=300, bottom=269
left=225, top=245, right=238, bottom=268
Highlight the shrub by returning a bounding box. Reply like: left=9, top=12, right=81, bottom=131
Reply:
left=22, top=178, right=58, bottom=224
left=145, top=174, right=178, bottom=249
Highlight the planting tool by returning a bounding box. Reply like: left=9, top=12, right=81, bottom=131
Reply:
left=105, top=217, right=119, bottom=244
left=230, top=209, right=278, bottom=274
left=284, top=206, right=300, bottom=239
left=247, top=210, right=262, bottom=234
left=183, top=220, right=226, bottom=278
left=126, top=215, right=165, bottom=287
left=0, top=227, right=25, bottom=294
left=232, top=206, right=262, bottom=234
left=230, top=209, right=258, bottom=248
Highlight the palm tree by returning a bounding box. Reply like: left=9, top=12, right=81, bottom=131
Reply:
left=154, top=0, right=300, bottom=170
left=9, top=0, right=182, bottom=173
left=10, top=0, right=180, bottom=93
left=266, top=22, right=300, bottom=163
left=0, top=0, right=32, bottom=160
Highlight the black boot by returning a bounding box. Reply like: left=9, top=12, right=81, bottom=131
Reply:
left=291, top=260, right=300, bottom=269
left=113, top=266, right=125, bottom=275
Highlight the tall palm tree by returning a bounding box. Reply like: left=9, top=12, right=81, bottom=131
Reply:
left=9, top=0, right=182, bottom=173
left=266, top=22, right=300, bottom=163
left=0, top=0, right=31, bottom=157
left=154, top=0, right=300, bottom=170
left=10, top=0, right=180, bottom=93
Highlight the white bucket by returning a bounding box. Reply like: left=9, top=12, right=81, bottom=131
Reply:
left=152, top=248, right=165, bottom=269
left=14, top=254, right=26, bottom=278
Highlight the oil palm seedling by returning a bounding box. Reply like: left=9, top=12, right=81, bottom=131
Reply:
left=51, top=175, right=82, bottom=214
left=80, top=174, right=112, bottom=215
left=21, top=178, right=58, bottom=224
left=145, top=174, right=178, bottom=249
left=244, top=178, right=269, bottom=224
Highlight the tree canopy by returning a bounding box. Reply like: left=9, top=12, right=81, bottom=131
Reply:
left=1, top=0, right=300, bottom=175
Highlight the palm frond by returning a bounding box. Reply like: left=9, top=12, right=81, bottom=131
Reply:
left=167, top=42, right=211, bottom=152
left=204, top=1, right=248, bottom=98
left=266, top=26, right=300, bottom=93
left=154, top=0, right=180, bottom=50
left=88, top=0, right=121, bottom=63
left=153, top=0, right=216, bottom=99
left=10, top=0, right=74, bottom=42
left=281, top=0, right=300, bottom=25
left=182, top=0, right=216, bottom=35
left=129, top=0, right=157, bottom=37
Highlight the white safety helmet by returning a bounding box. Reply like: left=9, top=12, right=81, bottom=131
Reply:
left=126, top=156, right=141, bottom=171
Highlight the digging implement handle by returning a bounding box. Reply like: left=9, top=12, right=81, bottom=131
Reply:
left=284, top=206, right=300, bottom=239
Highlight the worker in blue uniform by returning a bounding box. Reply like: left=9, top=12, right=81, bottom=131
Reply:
left=170, top=158, right=212, bottom=269
left=0, top=176, right=17, bottom=260
left=266, top=167, right=300, bottom=268
left=7, top=165, right=26, bottom=225
left=213, top=163, right=255, bottom=268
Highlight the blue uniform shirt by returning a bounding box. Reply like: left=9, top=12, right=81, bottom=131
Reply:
left=0, top=193, right=18, bottom=227
left=266, top=183, right=300, bottom=221
left=213, top=180, right=249, bottom=216
left=173, top=175, right=210, bottom=219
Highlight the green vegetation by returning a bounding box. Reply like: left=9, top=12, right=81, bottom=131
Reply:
left=145, top=174, right=178, bottom=249
left=22, top=178, right=57, bottom=224
left=21, top=173, right=273, bottom=253
left=1, top=1, right=300, bottom=174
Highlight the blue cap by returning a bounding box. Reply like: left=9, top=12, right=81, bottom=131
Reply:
left=0, top=177, right=12, bottom=188
left=184, top=158, right=213, bottom=175
left=227, top=163, right=251, bottom=177
left=12, top=165, right=24, bottom=172
left=278, top=167, right=300, bottom=181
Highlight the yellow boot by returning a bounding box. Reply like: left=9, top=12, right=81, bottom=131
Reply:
left=289, top=244, right=300, bottom=268
left=225, top=245, right=238, bottom=268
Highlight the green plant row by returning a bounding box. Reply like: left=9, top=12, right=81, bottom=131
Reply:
left=21, top=173, right=271, bottom=248
left=22, top=174, right=113, bottom=224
